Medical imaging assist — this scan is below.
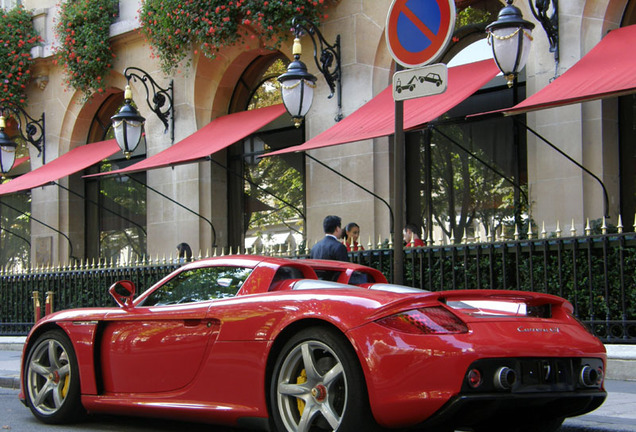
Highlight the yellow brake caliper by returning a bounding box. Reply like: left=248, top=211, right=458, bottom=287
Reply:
left=296, top=369, right=307, bottom=414
left=61, top=374, right=70, bottom=398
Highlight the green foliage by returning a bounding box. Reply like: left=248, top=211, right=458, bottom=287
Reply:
left=139, top=0, right=329, bottom=73
left=456, top=6, right=491, bottom=28
left=246, top=155, right=304, bottom=234
left=242, top=59, right=303, bottom=235
left=248, top=58, right=287, bottom=110
left=421, top=124, right=524, bottom=243
left=55, top=0, right=118, bottom=100
left=97, top=162, right=147, bottom=261
left=0, top=6, right=42, bottom=106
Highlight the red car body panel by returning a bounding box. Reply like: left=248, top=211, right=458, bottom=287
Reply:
left=349, top=317, right=605, bottom=426
left=19, top=256, right=607, bottom=429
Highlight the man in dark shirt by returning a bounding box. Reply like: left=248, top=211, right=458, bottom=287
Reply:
left=309, top=215, right=349, bottom=261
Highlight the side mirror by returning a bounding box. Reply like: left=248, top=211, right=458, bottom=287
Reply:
left=109, top=280, right=136, bottom=309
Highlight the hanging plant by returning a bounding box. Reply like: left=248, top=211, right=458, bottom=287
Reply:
left=54, top=0, right=118, bottom=100
left=139, top=0, right=330, bottom=74
left=0, top=6, right=42, bottom=106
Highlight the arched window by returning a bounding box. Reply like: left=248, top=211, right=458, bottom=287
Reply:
left=226, top=54, right=305, bottom=252
left=404, top=2, right=528, bottom=242
left=0, top=127, right=30, bottom=270
left=0, top=190, right=30, bottom=270
left=84, top=92, right=147, bottom=263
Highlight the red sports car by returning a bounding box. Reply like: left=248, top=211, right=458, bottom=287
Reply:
left=19, top=255, right=606, bottom=432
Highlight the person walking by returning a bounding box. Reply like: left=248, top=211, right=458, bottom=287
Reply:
left=310, top=215, right=349, bottom=261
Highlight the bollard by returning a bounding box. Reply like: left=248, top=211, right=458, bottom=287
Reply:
left=45, top=291, right=54, bottom=316
left=32, top=291, right=41, bottom=322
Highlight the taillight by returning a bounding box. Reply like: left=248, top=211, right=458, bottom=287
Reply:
left=377, top=306, right=468, bottom=334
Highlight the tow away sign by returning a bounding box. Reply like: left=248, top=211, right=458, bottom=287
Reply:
left=392, top=63, right=447, bottom=101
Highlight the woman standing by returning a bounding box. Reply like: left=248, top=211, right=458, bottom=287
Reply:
left=344, top=222, right=364, bottom=252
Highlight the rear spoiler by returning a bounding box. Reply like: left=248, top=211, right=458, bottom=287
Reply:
left=438, top=290, right=573, bottom=312
left=365, top=288, right=574, bottom=321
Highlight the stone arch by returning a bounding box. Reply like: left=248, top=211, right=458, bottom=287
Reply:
left=59, top=69, right=127, bottom=154
left=192, top=26, right=294, bottom=126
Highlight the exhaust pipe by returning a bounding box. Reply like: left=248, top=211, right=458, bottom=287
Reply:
left=494, top=367, right=516, bottom=390
left=580, top=365, right=603, bottom=387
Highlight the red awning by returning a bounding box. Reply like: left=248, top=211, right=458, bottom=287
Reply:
left=493, top=24, right=636, bottom=116
left=0, top=139, right=120, bottom=196
left=264, top=59, right=499, bottom=156
left=86, top=104, right=286, bottom=178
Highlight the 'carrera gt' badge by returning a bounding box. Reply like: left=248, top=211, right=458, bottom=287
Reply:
left=517, top=326, right=561, bottom=333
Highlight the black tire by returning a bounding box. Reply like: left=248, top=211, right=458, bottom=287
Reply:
left=24, top=329, right=84, bottom=424
left=270, top=327, right=379, bottom=432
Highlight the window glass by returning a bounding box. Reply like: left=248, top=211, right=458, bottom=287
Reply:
left=350, top=271, right=375, bottom=285
left=84, top=92, right=147, bottom=263
left=140, top=266, right=253, bottom=306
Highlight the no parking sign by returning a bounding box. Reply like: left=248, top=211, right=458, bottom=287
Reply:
left=386, top=0, right=456, bottom=68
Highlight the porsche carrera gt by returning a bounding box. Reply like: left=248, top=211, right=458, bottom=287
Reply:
left=19, top=255, right=606, bottom=432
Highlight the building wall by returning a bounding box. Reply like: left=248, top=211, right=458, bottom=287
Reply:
left=13, top=0, right=630, bottom=264
left=525, top=0, right=627, bottom=231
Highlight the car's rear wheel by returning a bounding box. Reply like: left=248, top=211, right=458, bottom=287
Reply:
left=24, top=329, right=83, bottom=424
left=270, top=327, right=378, bottom=432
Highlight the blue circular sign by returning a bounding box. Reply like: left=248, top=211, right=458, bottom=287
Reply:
left=386, top=0, right=456, bottom=68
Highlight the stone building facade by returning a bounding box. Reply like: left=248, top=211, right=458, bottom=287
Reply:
left=0, top=0, right=633, bottom=267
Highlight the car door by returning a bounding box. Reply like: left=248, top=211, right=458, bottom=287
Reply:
left=100, top=302, right=217, bottom=394
left=98, top=266, right=251, bottom=394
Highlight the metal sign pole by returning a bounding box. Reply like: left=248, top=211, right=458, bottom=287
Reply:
left=393, top=83, right=405, bottom=285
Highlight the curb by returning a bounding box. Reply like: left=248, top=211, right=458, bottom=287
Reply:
left=0, top=375, right=19, bottom=390
left=0, top=343, right=24, bottom=351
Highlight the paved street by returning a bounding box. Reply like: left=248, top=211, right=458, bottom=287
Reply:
left=2, top=381, right=634, bottom=431
left=2, top=345, right=635, bottom=431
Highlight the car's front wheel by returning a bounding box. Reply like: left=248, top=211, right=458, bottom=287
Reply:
left=270, top=327, right=378, bottom=432
left=24, top=329, right=84, bottom=424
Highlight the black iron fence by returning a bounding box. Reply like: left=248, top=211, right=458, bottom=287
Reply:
left=1, top=231, right=635, bottom=343
left=0, top=260, right=179, bottom=336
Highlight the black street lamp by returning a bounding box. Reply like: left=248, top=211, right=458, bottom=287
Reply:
left=278, top=16, right=342, bottom=127
left=111, top=67, right=174, bottom=158
left=486, top=0, right=535, bottom=87
left=0, top=103, right=46, bottom=175
left=111, top=85, right=146, bottom=159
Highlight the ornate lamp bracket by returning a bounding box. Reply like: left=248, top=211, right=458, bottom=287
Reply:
left=0, top=103, right=45, bottom=159
left=529, top=0, right=559, bottom=62
left=123, top=67, right=174, bottom=143
left=290, top=16, right=343, bottom=121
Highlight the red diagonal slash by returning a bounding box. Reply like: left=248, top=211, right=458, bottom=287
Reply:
left=398, top=2, right=440, bottom=45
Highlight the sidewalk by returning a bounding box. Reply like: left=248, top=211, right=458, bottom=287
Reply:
left=0, top=337, right=23, bottom=389
left=1, top=337, right=635, bottom=388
